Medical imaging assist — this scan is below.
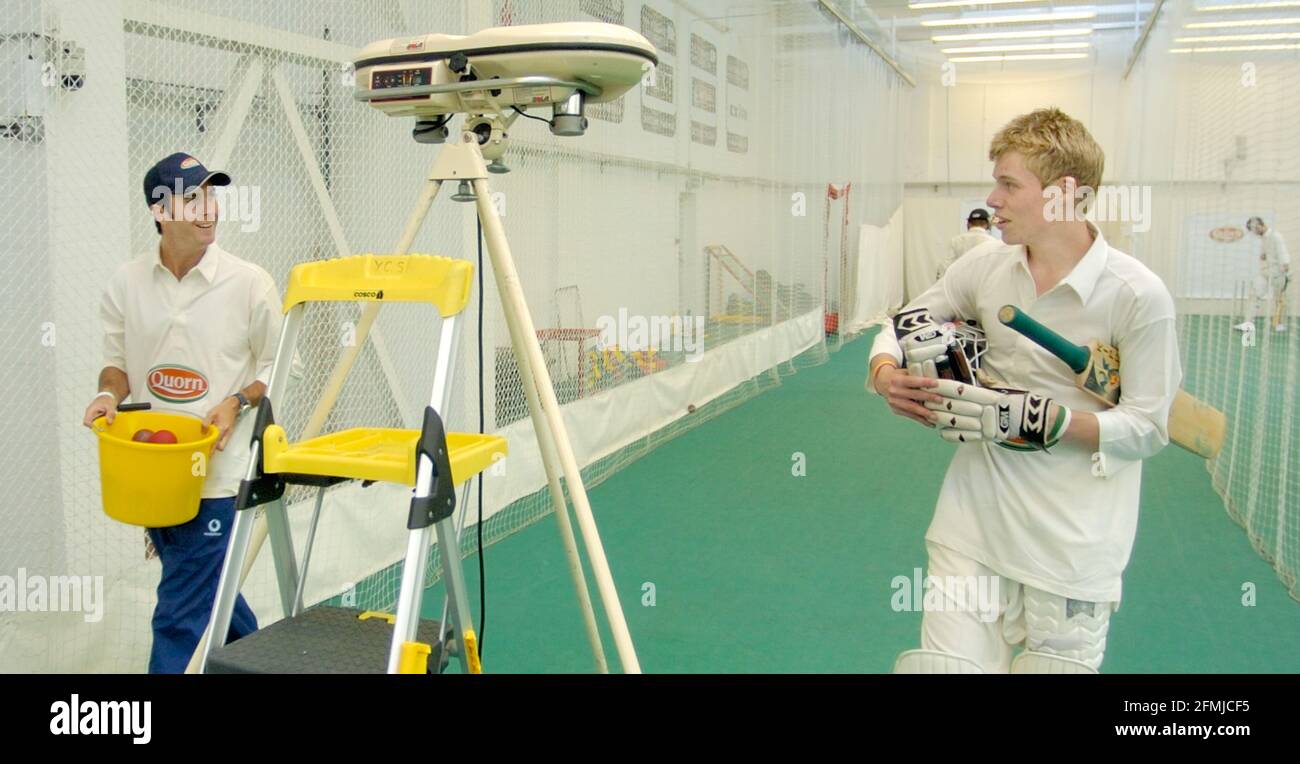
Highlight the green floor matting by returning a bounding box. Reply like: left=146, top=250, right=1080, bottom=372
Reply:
left=422, top=330, right=1300, bottom=673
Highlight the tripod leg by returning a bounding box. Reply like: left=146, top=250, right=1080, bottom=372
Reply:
left=472, top=178, right=641, bottom=674
left=495, top=311, right=610, bottom=673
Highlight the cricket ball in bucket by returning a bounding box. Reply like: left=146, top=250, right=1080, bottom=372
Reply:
left=93, top=405, right=219, bottom=527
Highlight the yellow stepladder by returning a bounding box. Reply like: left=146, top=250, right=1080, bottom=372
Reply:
left=199, top=254, right=504, bottom=675
left=191, top=22, right=653, bottom=675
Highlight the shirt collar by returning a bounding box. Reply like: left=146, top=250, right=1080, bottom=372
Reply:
left=1015, top=222, right=1109, bottom=304
left=153, top=241, right=221, bottom=283
left=1060, top=223, right=1108, bottom=304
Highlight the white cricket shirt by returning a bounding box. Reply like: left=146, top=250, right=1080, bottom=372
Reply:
left=872, top=225, right=1181, bottom=603
left=101, top=241, right=282, bottom=499
left=938, top=229, right=997, bottom=279
left=1261, top=228, right=1291, bottom=274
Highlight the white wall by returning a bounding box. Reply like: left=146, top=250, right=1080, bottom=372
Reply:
left=899, top=29, right=1300, bottom=317
left=905, top=49, right=1128, bottom=186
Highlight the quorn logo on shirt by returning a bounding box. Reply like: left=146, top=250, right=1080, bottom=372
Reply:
left=147, top=364, right=209, bottom=403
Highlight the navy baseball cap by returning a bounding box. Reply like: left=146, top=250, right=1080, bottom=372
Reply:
left=967, top=208, right=991, bottom=224
left=142, top=152, right=230, bottom=209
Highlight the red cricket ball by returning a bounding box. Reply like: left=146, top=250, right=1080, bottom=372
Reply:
left=147, top=429, right=178, bottom=444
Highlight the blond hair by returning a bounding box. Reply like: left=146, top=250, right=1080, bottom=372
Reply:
left=989, top=108, right=1104, bottom=191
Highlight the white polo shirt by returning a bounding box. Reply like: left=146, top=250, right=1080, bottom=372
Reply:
left=1261, top=228, right=1291, bottom=274
left=937, top=228, right=997, bottom=279
left=100, top=241, right=282, bottom=499
left=872, top=225, right=1181, bottom=603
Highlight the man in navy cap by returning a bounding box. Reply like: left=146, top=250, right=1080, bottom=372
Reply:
left=937, top=208, right=998, bottom=280
left=81, top=152, right=282, bottom=672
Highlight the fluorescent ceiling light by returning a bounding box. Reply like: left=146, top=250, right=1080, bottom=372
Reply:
left=947, top=53, right=1090, bottom=62
left=910, top=0, right=1040, bottom=8
left=923, top=11, right=1097, bottom=27
left=941, top=42, right=1092, bottom=53
left=932, top=27, right=1094, bottom=42
left=1185, top=16, right=1300, bottom=27
left=1197, top=2, right=1300, bottom=11
left=1171, top=43, right=1300, bottom=51
left=1175, top=31, right=1300, bottom=40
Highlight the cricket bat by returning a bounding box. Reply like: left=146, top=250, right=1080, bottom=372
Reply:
left=997, top=305, right=1226, bottom=459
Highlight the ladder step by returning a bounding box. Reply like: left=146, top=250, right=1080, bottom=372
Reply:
left=263, top=426, right=506, bottom=486
left=205, top=606, right=449, bottom=674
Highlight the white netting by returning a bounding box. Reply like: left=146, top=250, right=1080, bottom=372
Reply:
left=0, top=0, right=67, bottom=668
left=896, top=1, right=1297, bottom=601
left=1118, top=1, right=1299, bottom=599
left=0, top=0, right=907, bottom=671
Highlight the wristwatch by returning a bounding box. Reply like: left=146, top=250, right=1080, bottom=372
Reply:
left=230, top=391, right=250, bottom=413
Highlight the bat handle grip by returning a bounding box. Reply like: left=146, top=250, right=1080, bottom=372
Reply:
left=997, top=305, right=1091, bottom=374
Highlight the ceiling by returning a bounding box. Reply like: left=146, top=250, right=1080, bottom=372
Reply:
left=817, top=1, right=1300, bottom=72
left=758, top=1, right=1300, bottom=78
left=863, top=0, right=1153, bottom=44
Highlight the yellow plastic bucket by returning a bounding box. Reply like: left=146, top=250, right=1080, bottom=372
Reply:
left=93, top=409, right=219, bottom=527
